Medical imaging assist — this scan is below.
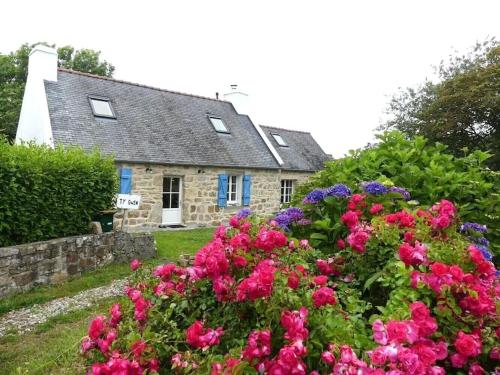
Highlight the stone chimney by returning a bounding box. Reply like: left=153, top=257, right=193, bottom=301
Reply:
left=16, top=45, right=58, bottom=146
left=223, top=84, right=250, bottom=115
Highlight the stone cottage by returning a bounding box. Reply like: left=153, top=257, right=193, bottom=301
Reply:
left=16, top=45, right=331, bottom=230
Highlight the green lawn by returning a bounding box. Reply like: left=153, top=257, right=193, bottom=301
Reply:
left=154, top=227, right=213, bottom=259
left=0, top=228, right=213, bottom=316
left=0, top=298, right=121, bottom=375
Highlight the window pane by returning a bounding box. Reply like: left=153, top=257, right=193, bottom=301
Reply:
left=91, top=99, right=114, bottom=117
left=162, top=193, right=170, bottom=208
left=163, top=177, right=171, bottom=193
left=272, top=134, right=287, bottom=146
left=171, top=193, right=179, bottom=208
left=209, top=117, right=228, bottom=132
left=171, top=178, right=180, bottom=193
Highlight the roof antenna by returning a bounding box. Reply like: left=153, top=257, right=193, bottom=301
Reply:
left=215, top=92, right=219, bottom=100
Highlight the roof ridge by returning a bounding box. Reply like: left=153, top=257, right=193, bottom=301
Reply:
left=57, top=68, right=229, bottom=103
left=260, top=124, right=311, bottom=135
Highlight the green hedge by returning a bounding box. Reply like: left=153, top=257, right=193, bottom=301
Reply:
left=294, top=131, right=500, bottom=256
left=0, top=140, right=117, bottom=246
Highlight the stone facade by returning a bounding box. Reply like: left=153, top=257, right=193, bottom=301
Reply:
left=114, top=163, right=312, bottom=231
left=0, top=232, right=156, bottom=297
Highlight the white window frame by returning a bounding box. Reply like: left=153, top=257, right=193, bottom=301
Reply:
left=281, top=179, right=294, bottom=204
left=209, top=116, right=229, bottom=133
left=89, top=96, right=116, bottom=119
left=272, top=133, right=287, bottom=147
left=227, top=175, right=241, bottom=205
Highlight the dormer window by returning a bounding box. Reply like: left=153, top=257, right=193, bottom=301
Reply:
left=89, top=96, right=116, bottom=118
left=209, top=116, right=229, bottom=133
left=272, top=133, right=287, bottom=147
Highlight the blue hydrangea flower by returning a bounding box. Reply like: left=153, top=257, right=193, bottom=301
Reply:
left=275, top=212, right=292, bottom=230
left=388, top=186, right=411, bottom=201
left=284, top=207, right=304, bottom=221
left=324, top=184, right=352, bottom=198
left=476, top=245, right=493, bottom=261
left=460, top=222, right=488, bottom=234
left=302, top=189, right=325, bottom=204
left=361, top=181, right=389, bottom=195
left=274, top=207, right=305, bottom=231
left=236, top=208, right=252, bottom=220
left=472, top=236, right=490, bottom=247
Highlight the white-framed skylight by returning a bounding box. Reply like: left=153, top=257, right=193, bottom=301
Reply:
left=272, top=133, right=287, bottom=147
left=89, top=97, right=116, bottom=118
left=209, top=116, right=229, bottom=133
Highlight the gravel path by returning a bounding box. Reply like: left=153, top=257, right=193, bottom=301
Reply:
left=0, top=278, right=127, bottom=337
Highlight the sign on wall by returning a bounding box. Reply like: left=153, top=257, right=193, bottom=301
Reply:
left=117, top=194, right=141, bottom=210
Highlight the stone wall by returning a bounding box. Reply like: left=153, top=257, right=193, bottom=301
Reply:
left=114, top=163, right=313, bottom=231
left=0, top=232, right=156, bottom=297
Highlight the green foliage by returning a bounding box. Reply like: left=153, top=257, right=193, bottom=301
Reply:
left=382, top=38, right=500, bottom=169
left=0, top=42, right=114, bottom=141
left=294, top=131, right=500, bottom=256
left=57, top=45, right=115, bottom=77
left=0, top=139, right=117, bottom=246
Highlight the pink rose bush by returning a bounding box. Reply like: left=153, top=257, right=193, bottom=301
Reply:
left=82, top=182, right=498, bottom=374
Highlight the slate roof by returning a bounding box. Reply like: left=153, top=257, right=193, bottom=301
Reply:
left=260, top=125, right=331, bottom=171
left=45, top=69, right=280, bottom=169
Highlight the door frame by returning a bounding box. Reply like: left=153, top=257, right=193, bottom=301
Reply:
left=162, top=176, right=183, bottom=225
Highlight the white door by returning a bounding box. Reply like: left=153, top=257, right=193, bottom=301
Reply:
left=162, top=177, right=182, bottom=224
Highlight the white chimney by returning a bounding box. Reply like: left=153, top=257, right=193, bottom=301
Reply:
left=223, top=84, right=284, bottom=166
left=223, top=84, right=250, bottom=115
left=16, top=45, right=58, bottom=146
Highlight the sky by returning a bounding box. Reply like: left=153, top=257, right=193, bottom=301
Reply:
left=1, top=0, right=499, bottom=157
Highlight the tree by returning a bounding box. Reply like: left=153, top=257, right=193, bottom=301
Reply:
left=381, top=38, right=500, bottom=169
left=0, top=43, right=115, bottom=141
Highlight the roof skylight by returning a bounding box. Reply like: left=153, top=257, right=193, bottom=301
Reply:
left=209, top=117, right=229, bottom=133
left=272, top=133, right=287, bottom=147
left=89, top=97, right=116, bottom=118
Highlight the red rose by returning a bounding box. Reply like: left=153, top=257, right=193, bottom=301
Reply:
left=430, top=262, right=449, bottom=277
left=454, top=331, right=482, bottom=357
left=287, top=271, right=300, bottom=289
left=312, top=287, right=336, bottom=308
left=88, top=315, right=106, bottom=340
left=369, top=203, right=384, bottom=215
left=313, top=275, right=328, bottom=286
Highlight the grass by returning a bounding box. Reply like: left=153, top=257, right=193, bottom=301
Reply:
left=154, top=227, right=213, bottom=260
left=0, top=228, right=213, bottom=316
left=0, top=297, right=122, bottom=375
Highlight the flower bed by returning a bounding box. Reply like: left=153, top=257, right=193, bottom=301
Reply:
left=81, top=183, right=498, bottom=374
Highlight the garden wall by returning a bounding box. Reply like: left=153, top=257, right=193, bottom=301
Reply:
left=0, top=232, right=156, bottom=297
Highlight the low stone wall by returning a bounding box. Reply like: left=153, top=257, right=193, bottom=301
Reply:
left=0, top=232, right=156, bottom=297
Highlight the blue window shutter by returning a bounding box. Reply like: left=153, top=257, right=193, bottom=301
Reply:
left=242, top=174, right=251, bottom=206
left=119, top=168, right=132, bottom=194
left=217, top=174, right=228, bottom=207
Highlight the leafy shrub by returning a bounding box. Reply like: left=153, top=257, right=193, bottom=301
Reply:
left=294, top=131, right=500, bottom=257
left=0, top=139, right=117, bottom=246
left=81, top=187, right=498, bottom=374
